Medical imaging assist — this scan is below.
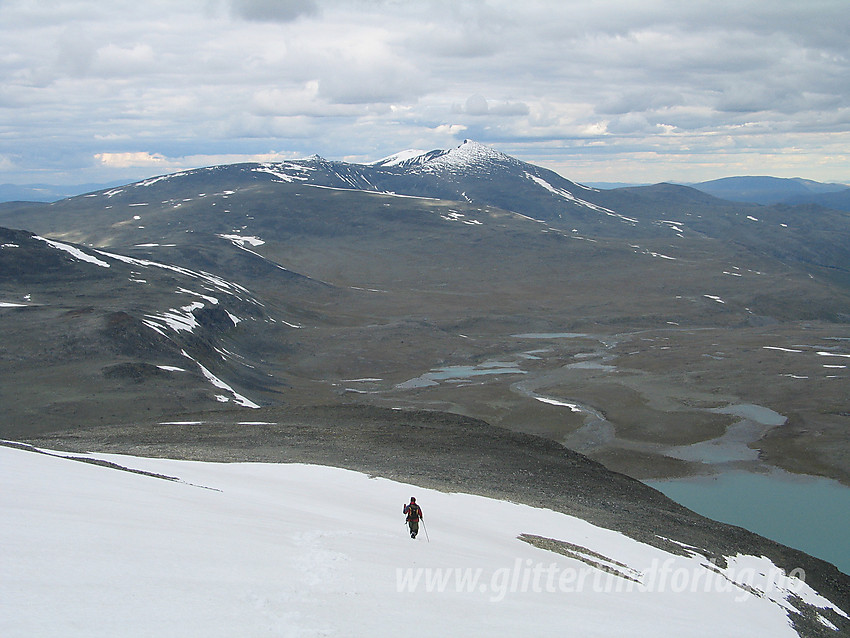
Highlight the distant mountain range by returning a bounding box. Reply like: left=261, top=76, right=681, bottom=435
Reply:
left=4, top=151, right=848, bottom=211
left=687, top=176, right=850, bottom=209
left=0, top=181, right=127, bottom=203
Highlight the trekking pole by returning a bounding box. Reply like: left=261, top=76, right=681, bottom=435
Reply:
left=421, top=519, right=430, bottom=543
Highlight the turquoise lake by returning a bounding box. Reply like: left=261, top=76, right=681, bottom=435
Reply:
left=646, top=470, right=850, bottom=575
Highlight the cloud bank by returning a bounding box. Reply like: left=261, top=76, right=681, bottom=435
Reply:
left=0, top=0, right=848, bottom=185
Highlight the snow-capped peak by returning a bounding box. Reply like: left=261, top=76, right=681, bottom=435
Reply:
left=369, top=140, right=514, bottom=173
left=402, top=140, right=517, bottom=175
left=432, top=140, right=512, bottom=165
left=369, top=148, right=429, bottom=167
left=458, top=138, right=505, bottom=154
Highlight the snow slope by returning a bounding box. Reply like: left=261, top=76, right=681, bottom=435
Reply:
left=368, top=148, right=429, bottom=167
left=2, top=444, right=845, bottom=637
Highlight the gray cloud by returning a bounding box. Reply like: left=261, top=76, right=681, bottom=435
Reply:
left=229, top=0, right=318, bottom=22
left=454, top=95, right=530, bottom=117
left=596, top=90, right=685, bottom=117
left=0, top=0, right=847, bottom=185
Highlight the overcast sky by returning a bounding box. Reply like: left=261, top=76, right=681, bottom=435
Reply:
left=1, top=0, right=848, bottom=186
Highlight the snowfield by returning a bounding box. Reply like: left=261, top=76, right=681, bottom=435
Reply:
left=1, top=444, right=845, bottom=637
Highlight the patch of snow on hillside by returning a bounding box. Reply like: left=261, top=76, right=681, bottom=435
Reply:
left=370, top=148, right=428, bottom=166
left=95, top=250, right=253, bottom=300
left=711, top=553, right=846, bottom=626
left=253, top=162, right=314, bottom=183
left=34, top=236, right=111, bottom=268
left=376, top=190, right=440, bottom=200
left=524, top=173, right=637, bottom=223
left=704, top=295, right=726, bottom=304
left=575, top=183, right=599, bottom=192
left=526, top=172, right=576, bottom=198
left=217, top=233, right=265, bottom=247
left=196, top=363, right=259, bottom=408
left=177, top=287, right=218, bottom=305
left=658, top=220, right=685, bottom=235
left=215, top=239, right=299, bottom=283
left=177, top=350, right=260, bottom=408
left=440, top=210, right=483, bottom=225
left=328, top=169, right=367, bottom=190
left=534, top=396, right=583, bottom=412
left=2, top=445, right=845, bottom=637
left=631, top=245, right=677, bottom=260
left=135, top=174, right=178, bottom=188
left=143, top=301, right=204, bottom=334
left=304, top=184, right=359, bottom=193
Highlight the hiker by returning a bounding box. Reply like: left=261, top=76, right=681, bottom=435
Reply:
left=403, top=497, right=423, bottom=538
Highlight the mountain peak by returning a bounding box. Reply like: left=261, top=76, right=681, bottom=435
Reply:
left=411, top=139, right=517, bottom=175
left=445, top=139, right=510, bottom=161
left=368, top=140, right=514, bottom=172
